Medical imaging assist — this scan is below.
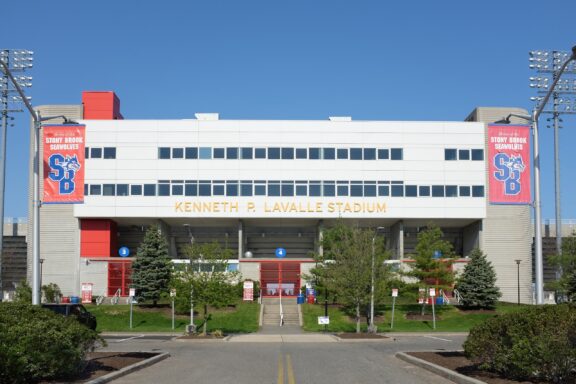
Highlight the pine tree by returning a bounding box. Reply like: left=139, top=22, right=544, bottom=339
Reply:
left=131, top=226, right=172, bottom=305
left=456, top=248, right=501, bottom=309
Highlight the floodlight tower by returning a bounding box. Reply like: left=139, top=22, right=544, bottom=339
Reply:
left=529, top=50, right=576, bottom=283
left=0, top=49, right=33, bottom=298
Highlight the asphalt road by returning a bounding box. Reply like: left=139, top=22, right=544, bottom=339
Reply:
left=100, top=333, right=466, bottom=384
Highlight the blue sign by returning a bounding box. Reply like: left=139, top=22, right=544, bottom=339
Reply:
left=433, top=250, right=442, bottom=259
left=275, top=247, right=286, bottom=258
left=119, top=246, right=130, bottom=258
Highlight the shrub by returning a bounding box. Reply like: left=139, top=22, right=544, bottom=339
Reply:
left=14, top=280, right=32, bottom=303
left=0, top=303, right=104, bottom=384
left=464, top=304, right=576, bottom=383
left=41, top=283, right=62, bottom=303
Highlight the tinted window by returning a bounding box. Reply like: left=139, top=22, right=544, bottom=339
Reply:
left=172, top=184, right=184, bottom=195
left=471, top=149, right=484, bottom=161
left=446, top=185, right=458, bottom=197
left=459, top=186, right=471, bottom=196
left=90, top=185, right=101, bottom=195
left=241, top=182, right=252, bottom=196
left=117, top=184, right=129, bottom=196
left=323, top=182, right=335, bottom=197
left=281, top=148, right=294, bottom=159
left=213, top=148, right=225, bottom=159
left=130, top=185, right=142, bottom=195
left=199, top=182, right=211, bottom=196
left=363, top=148, right=376, bottom=160
left=213, top=183, right=225, bottom=195
left=185, top=182, right=198, bottom=196
left=378, top=185, right=389, bottom=196
left=459, top=149, right=470, bottom=160
left=391, top=148, right=403, bottom=160
left=350, top=148, right=362, bottom=160
left=185, top=147, right=198, bottom=159
left=268, top=148, right=281, bottom=159
left=158, top=183, right=170, bottom=196
left=241, top=147, right=253, bottom=159
left=445, top=149, right=457, bottom=160
left=103, top=147, right=116, bottom=159
left=199, top=147, right=212, bottom=159
left=419, top=186, right=430, bottom=196
left=350, top=183, right=363, bottom=196
left=226, top=147, right=239, bottom=159
left=103, top=184, right=115, bottom=196
left=364, top=184, right=376, bottom=197
left=268, top=182, right=280, bottom=196
left=378, top=149, right=389, bottom=160
left=91, top=147, right=103, bottom=159
left=255, top=148, right=266, bottom=159
left=391, top=185, right=404, bottom=197
left=337, top=148, right=348, bottom=159
left=144, top=184, right=156, bottom=196
left=472, top=185, right=485, bottom=197
left=296, top=148, right=307, bottom=159
left=405, top=185, right=417, bottom=197
left=323, top=148, right=335, bottom=160
left=226, top=183, right=238, bottom=196
left=432, top=185, right=444, bottom=197
left=309, top=148, right=321, bottom=160
left=281, top=182, right=294, bottom=196
left=309, top=183, right=321, bottom=196
left=85, top=147, right=90, bottom=159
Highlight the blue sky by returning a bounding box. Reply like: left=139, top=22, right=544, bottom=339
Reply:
left=3, top=0, right=576, bottom=221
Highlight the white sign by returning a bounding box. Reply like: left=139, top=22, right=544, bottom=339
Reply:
left=318, top=316, right=330, bottom=325
left=392, top=288, right=398, bottom=297
left=129, top=288, right=136, bottom=297
left=243, top=281, right=254, bottom=289
left=170, top=289, right=176, bottom=297
left=429, top=288, right=436, bottom=297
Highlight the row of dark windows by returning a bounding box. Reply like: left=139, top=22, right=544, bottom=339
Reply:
left=84, top=180, right=485, bottom=198
left=85, top=147, right=116, bottom=159
left=158, top=147, right=404, bottom=160
left=444, top=149, right=484, bottom=161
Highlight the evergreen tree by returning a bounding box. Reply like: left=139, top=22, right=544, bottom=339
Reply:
left=456, top=248, right=501, bottom=309
left=131, top=226, right=172, bottom=305
left=567, top=271, right=576, bottom=302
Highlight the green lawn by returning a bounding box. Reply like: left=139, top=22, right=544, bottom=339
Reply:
left=87, top=300, right=260, bottom=333
left=302, top=300, right=528, bottom=332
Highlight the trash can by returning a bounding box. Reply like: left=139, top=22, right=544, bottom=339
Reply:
left=307, top=295, right=315, bottom=304
left=70, top=296, right=80, bottom=304
left=436, top=297, right=444, bottom=305
left=297, top=294, right=305, bottom=304
left=61, top=296, right=70, bottom=303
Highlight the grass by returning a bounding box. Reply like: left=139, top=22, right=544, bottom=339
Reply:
left=302, top=300, right=529, bottom=333
left=87, top=300, right=260, bottom=333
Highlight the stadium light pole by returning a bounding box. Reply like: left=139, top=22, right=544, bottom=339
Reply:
left=503, top=45, right=576, bottom=305
left=0, top=58, right=75, bottom=305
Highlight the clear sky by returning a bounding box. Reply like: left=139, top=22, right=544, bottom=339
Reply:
left=3, top=0, right=576, bottom=222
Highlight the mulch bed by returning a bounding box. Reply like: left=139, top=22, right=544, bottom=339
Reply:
left=40, top=352, right=158, bottom=383
left=405, top=312, right=441, bottom=321
left=337, top=332, right=388, bottom=339
left=408, top=351, right=546, bottom=384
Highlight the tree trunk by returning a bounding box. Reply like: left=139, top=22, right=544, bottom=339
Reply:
left=355, top=303, right=361, bottom=333
left=203, top=304, right=208, bottom=334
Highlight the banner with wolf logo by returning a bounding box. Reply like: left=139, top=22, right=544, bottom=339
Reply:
left=43, top=125, right=86, bottom=203
left=488, top=124, right=531, bottom=204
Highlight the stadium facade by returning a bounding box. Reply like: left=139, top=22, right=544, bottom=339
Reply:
left=28, top=91, right=535, bottom=303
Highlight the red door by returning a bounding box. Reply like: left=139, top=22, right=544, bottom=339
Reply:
left=108, top=261, right=132, bottom=296
left=260, top=261, right=300, bottom=297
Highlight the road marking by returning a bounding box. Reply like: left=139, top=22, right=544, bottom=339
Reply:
left=115, top=335, right=145, bottom=343
left=277, top=354, right=284, bottom=384
left=423, top=335, right=452, bottom=342
left=286, top=354, right=296, bottom=384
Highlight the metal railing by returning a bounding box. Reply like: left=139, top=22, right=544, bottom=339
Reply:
left=111, top=289, right=121, bottom=305
left=453, top=289, right=463, bottom=305
left=439, top=289, right=450, bottom=305
left=95, top=295, right=104, bottom=306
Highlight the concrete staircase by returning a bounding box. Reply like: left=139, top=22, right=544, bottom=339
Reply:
left=261, top=298, right=301, bottom=326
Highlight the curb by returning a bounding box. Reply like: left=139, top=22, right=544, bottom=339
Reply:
left=396, top=352, right=485, bottom=384
left=85, top=352, right=170, bottom=384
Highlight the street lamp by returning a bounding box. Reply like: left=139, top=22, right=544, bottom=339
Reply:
left=501, top=45, right=576, bottom=305
left=515, top=259, right=521, bottom=305
left=368, top=226, right=385, bottom=334
left=0, top=58, right=75, bottom=305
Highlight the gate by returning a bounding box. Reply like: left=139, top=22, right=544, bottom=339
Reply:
left=108, top=261, right=132, bottom=296
left=260, top=261, right=300, bottom=297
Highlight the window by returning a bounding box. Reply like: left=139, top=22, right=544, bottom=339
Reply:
left=472, top=185, right=485, bottom=197
left=254, top=181, right=266, bottom=195
left=458, top=149, right=470, bottom=160
left=432, top=185, right=444, bottom=197
left=350, top=181, right=363, bottom=196
left=281, top=181, right=294, bottom=196
left=378, top=185, right=389, bottom=196
left=255, top=148, right=266, bottom=159
left=144, top=184, right=156, bottom=196
left=241, top=181, right=252, bottom=196
left=363, top=148, right=376, bottom=160
left=103, top=147, right=116, bottom=159
left=268, top=181, right=280, bottom=196
left=226, top=181, right=238, bottom=196
left=459, top=186, right=471, bottom=197
left=199, top=181, right=211, bottom=196
left=446, top=185, right=458, bottom=197
left=471, top=149, right=484, bottom=161
left=89, top=184, right=101, bottom=195
left=391, top=185, right=404, bottom=197
left=185, top=147, right=198, bottom=159
left=337, top=182, right=349, bottom=196
left=213, top=148, right=225, bottom=159
left=281, top=148, right=294, bottom=160
left=172, top=181, right=184, bottom=196
left=213, top=181, right=225, bottom=196
left=268, top=147, right=280, bottom=160
left=323, top=148, right=335, bottom=160
left=103, top=184, right=115, bottom=196
left=241, top=147, right=253, bottom=159
left=419, top=186, right=430, bottom=196
left=296, top=148, right=307, bottom=159
left=391, top=148, right=403, bottom=160
left=323, top=181, right=335, bottom=197
left=185, top=181, right=198, bottom=196
left=226, top=147, right=239, bottom=159
left=364, top=182, right=376, bottom=197
left=405, top=185, right=417, bottom=197
left=309, top=148, right=321, bottom=160
left=84, top=184, right=88, bottom=195
left=350, top=148, right=363, bottom=160
left=158, top=182, right=170, bottom=196
left=117, top=184, right=129, bottom=196
left=199, top=147, right=212, bottom=159
left=171, top=148, right=183, bottom=159
left=445, top=149, right=457, bottom=160
left=131, top=185, right=142, bottom=195
left=309, top=181, right=321, bottom=196
left=337, top=148, right=348, bottom=159
left=378, top=149, right=389, bottom=160
left=91, top=147, right=103, bottom=159
left=85, top=148, right=90, bottom=159
left=296, top=181, right=307, bottom=196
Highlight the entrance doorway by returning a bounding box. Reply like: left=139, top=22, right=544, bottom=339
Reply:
left=260, top=261, right=300, bottom=297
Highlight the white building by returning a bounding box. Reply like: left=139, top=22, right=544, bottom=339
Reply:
left=28, top=92, right=533, bottom=303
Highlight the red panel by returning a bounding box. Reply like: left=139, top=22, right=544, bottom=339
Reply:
left=82, top=91, right=123, bottom=120
left=80, top=219, right=117, bottom=257
left=108, top=261, right=132, bottom=296
left=260, top=261, right=300, bottom=297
